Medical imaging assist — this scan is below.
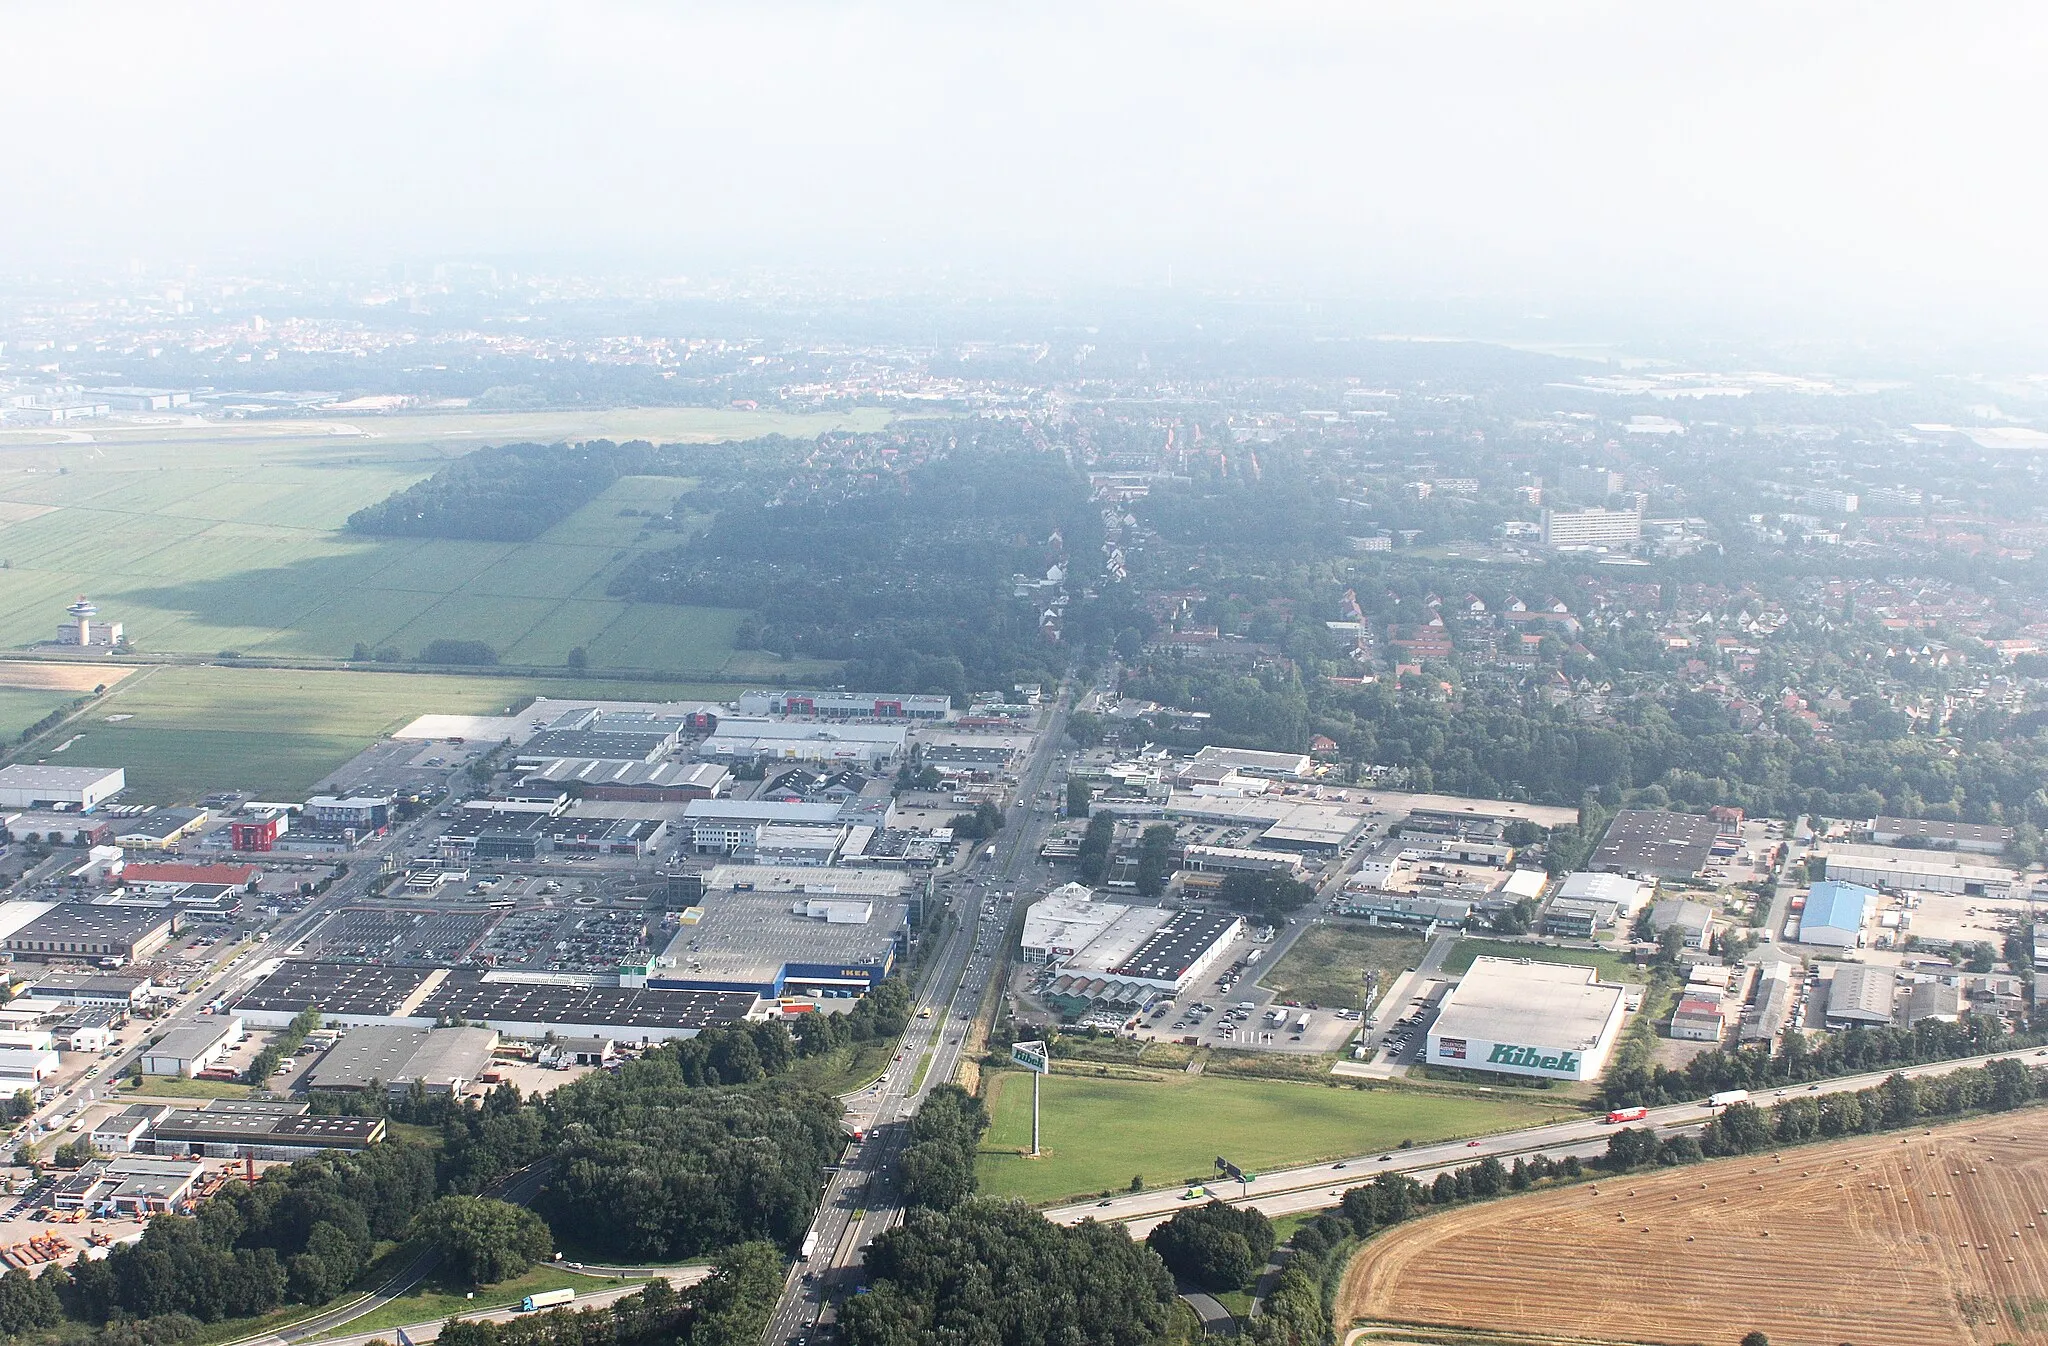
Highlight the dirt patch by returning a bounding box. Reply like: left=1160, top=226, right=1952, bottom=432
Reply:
left=1339, top=1110, right=2048, bottom=1346
left=0, top=661, right=134, bottom=691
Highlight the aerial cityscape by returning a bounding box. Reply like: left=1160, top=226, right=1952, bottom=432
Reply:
left=0, top=6, right=2045, bottom=1346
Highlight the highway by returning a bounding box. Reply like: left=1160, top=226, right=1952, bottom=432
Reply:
left=254, top=1267, right=713, bottom=1346
left=1043, top=1044, right=2048, bottom=1236
left=759, top=687, right=1071, bottom=1346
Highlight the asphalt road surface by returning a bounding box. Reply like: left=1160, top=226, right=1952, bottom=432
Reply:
left=759, top=688, right=1071, bottom=1346
left=1044, top=1044, right=2048, bottom=1237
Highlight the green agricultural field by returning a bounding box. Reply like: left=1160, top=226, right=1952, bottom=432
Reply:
left=0, top=408, right=879, bottom=675
left=976, top=1071, right=1568, bottom=1206
left=49, top=664, right=751, bottom=802
left=1261, top=924, right=1426, bottom=1012
left=1439, top=937, right=1642, bottom=985
left=0, top=685, right=87, bottom=742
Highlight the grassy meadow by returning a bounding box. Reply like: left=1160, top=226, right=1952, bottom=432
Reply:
left=0, top=407, right=879, bottom=675
left=975, top=1070, right=1569, bottom=1205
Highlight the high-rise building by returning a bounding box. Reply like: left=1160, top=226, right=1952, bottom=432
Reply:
left=1540, top=505, right=1643, bottom=549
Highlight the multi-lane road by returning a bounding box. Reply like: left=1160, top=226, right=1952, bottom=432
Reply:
left=1043, top=1044, right=2048, bottom=1237
left=759, top=689, right=1072, bottom=1345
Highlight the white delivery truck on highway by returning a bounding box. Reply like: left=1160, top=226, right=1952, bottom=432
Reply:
left=521, top=1289, right=575, bottom=1312
left=1703, top=1089, right=1750, bottom=1109
left=800, top=1231, right=819, bottom=1261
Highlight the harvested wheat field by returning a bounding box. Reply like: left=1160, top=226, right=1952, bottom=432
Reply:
left=1339, top=1110, right=2048, bottom=1346
left=0, top=661, right=133, bottom=691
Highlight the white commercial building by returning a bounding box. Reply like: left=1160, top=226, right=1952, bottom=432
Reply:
left=1540, top=506, right=1643, bottom=550
left=1822, top=844, right=2017, bottom=897
left=1427, top=957, right=1629, bottom=1082
left=696, top=718, right=906, bottom=767
left=0, top=765, right=125, bottom=811
left=1022, top=882, right=1241, bottom=998
left=141, top=1017, right=244, bottom=1077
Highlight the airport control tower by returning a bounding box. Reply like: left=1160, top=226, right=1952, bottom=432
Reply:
left=58, top=596, right=123, bottom=648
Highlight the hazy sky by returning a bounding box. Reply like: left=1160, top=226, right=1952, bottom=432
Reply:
left=8, top=2, right=2046, bottom=325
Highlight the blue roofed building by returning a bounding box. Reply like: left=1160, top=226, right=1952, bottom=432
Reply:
left=1801, top=880, right=1877, bottom=949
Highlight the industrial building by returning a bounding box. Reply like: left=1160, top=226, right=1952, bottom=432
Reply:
left=1647, top=898, right=1713, bottom=949
left=3, top=812, right=113, bottom=846
left=1668, top=996, right=1726, bottom=1042
left=1868, top=816, right=2014, bottom=855
left=514, top=728, right=674, bottom=769
left=682, top=799, right=847, bottom=854
left=1822, top=964, right=1899, bottom=1028
left=15, top=970, right=155, bottom=1010
left=141, top=1017, right=244, bottom=1077
left=1741, top=962, right=1799, bottom=1043
left=522, top=759, right=729, bottom=801
left=231, top=959, right=759, bottom=1043
left=1184, top=744, right=1314, bottom=779
left=1821, top=844, right=2017, bottom=897
left=304, top=795, right=393, bottom=830
left=1591, top=809, right=1719, bottom=879
left=112, top=808, right=208, bottom=850
left=1335, top=892, right=1473, bottom=929
left=1427, top=957, right=1630, bottom=1082
left=736, top=690, right=952, bottom=721
left=1022, top=883, right=1241, bottom=1000
left=49, top=1156, right=204, bottom=1215
left=1798, top=881, right=1876, bottom=948
left=1180, top=844, right=1305, bottom=877
left=654, top=864, right=909, bottom=998
left=695, top=718, right=906, bottom=767
left=0, top=765, right=125, bottom=811
left=1540, top=873, right=1649, bottom=938
left=300, top=1025, right=500, bottom=1096
left=3, top=901, right=176, bottom=963
left=1162, top=793, right=1365, bottom=853
left=137, top=1101, right=388, bottom=1161
left=0, top=1030, right=59, bottom=1084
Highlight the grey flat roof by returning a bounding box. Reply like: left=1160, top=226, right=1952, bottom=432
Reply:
left=8, top=902, right=171, bottom=946
left=233, top=961, right=437, bottom=1017
left=1591, top=809, right=1718, bottom=877
left=1434, top=957, right=1628, bottom=1050
left=1110, top=911, right=1239, bottom=981
left=660, top=886, right=905, bottom=985
left=0, top=765, right=123, bottom=788
left=416, top=974, right=755, bottom=1031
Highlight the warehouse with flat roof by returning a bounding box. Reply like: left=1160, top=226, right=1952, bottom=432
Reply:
left=653, top=865, right=908, bottom=997
left=301, top=1024, right=500, bottom=1096
left=1821, top=844, right=2017, bottom=897
left=0, top=765, right=125, bottom=811
left=1591, top=809, right=1719, bottom=879
left=4, top=901, right=175, bottom=963
left=1427, top=957, right=1630, bottom=1082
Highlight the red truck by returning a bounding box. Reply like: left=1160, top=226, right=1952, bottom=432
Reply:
left=1603, top=1106, right=1649, bottom=1124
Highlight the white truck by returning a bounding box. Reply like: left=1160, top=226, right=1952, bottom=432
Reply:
left=1704, top=1089, right=1750, bottom=1109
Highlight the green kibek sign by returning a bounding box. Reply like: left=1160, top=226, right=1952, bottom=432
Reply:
left=1487, top=1043, right=1582, bottom=1073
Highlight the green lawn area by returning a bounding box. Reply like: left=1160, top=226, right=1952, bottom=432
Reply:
left=0, top=685, right=84, bottom=741
left=313, top=1264, right=625, bottom=1341
left=1261, top=925, right=1425, bottom=1012
left=0, top=408, right=876, bottom=675
left=52, top=664, right=754, bottom=802
left=120, top=1074, right=256, bottom=1100
left=976, top=1071, right=1570, bottom=1206
left=1438, top=937, right=1643, bottom=986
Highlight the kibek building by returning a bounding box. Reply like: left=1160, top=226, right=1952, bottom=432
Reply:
left=1426, top=956, right=1629, bottom=1082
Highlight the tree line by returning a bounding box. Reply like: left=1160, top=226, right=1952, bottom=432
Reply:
left=1600, top=1013, right=2031, bottom=1110
left=436, top=1242, right=784, bottom=1346
left=346, top=440, right=706, bottom=543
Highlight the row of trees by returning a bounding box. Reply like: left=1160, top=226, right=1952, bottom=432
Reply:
left=896, top=1085, right=989, bottom=1212
left=1075, top=811, right=1116, bottom=883
left=837, top=1201, right=1179, bottom=1346
left=437, top=1243, right=784, bottom=1346
left=1600, top=1013, right=2030, bottom=1110
left=59, top=1142, right=439, bottom=1323
left=1146, top=1200, right=1274, bottom=1293
left=346, top=440, right=695, bottom=543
